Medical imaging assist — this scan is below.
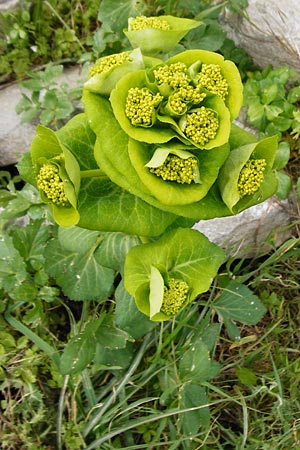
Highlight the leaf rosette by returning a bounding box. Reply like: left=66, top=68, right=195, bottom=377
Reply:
left=124, top=228, right=225, bottom=321
left=218, top=125, right=278, bottom=213
left=30, top=125, right=80, bottom=227
left=124, top=15, right=202, bottom=56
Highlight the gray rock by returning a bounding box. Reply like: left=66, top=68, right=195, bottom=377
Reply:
left=0, top=0, right=19, bottom=10
left=220, top=0, right=300, bottom=71
left=0, top=66, right=84, bottom=166
left=193, top=196, right=292, bottom=257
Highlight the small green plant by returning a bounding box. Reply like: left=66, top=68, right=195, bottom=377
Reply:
left=244, top=65, right=300, bottom=139
left=15, top=63, right=83, bottom=127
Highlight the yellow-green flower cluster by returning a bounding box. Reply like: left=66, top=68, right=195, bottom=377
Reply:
left=237, top=158, right=267, bottom=197
left=37, top=163, right=69, bottom=206
left=168, top=86, right=207, bottom=115
left=197, top=64, right=228, bottom=101
left=184, top=107, right=219, bottom=145
left=125, top=87, right=163, bottom=126
left=89, top=52, right=131, bottom=77
left=160, top=278, right=189, bottom=316
left=154, top=62, right=190, bottom=89
left=129, top=15, right=170, bottom=31
left=149, top=154, right=198, bottom=184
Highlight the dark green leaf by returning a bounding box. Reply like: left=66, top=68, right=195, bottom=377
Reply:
left=115, top=280, right=157, bottom=339
left=276, top=172, right=292, bottom=199
left=44, top=236, right=115, bottom=301
left=179, top=383, right=210, bottom=435
left=179, top=339, right=221, bottom=383
left=213, top=281, right=266, bottom=330
left=236, top=367, right=258, bottom=386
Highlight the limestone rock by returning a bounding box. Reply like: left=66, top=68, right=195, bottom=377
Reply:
left=0, top=66, right=84, bottom=167
left=220, top=0, right=300, bottom=71
left=193, top=196, right=292, bottom=257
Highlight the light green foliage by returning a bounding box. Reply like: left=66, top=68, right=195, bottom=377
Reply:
left=15, top=63, right=82, bottom=127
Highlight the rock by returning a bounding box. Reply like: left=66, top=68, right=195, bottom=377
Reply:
left=0, top=0, right=19, bottom=11
left=193, top=196, right=292, bottom=257
left=220, top=0, right=300, bottom=71
left=0, top=66, right=84, bottom=166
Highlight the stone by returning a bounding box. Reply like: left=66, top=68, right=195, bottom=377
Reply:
left=193, top=196, right=292, bottom=257
left=0, top=0, right=19, bottom=10
left=0, top=66, right=84, bottom=167
left=220, top=0, right=300, bottom=71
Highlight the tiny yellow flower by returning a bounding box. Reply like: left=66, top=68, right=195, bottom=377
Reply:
left=37, top=162, right=69, bottom=206
left=129, top=15, right=170, bottom=31
left=237, top=159, right=267, bottom=197
left=184, top=107, right=219, bottom=146
left=160, top=278, right=190, bottom=316
left=149, top=154, right=198, bottom=184
left=125, top=87, right=163, bottom=126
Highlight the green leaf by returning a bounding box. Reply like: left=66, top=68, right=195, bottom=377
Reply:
left=149, top=265, right=165, bottom=319
left=287, top=86, right=300, bottom=104
left=129, top=139, right=229, bottom=205
left=95, top=232, right=140, bottom=272
left=11, top=218, right=51, bottom=270
left=273, top=141, right=290, bottom=170
left=218, top=134, right=278, bottom=213
left=183, top=19, right=226, bottom=51
left=94, top=342, right=133, bottom=369
left=179, top=339, right=221, bottom=383
left=60, top=319, right=102, bottom=375
left=0, top=235, right=27, bottom=292
left=124, top=16, right=202, bottom=56
left=213, top=281, right=266, bottom=339
left=179, top=383, right=210, bottom=435
left=98, top=0, right=146, bottom=32
left=77, top=177, right=178, bottom=236
left=296, top=177, right=300, bottom=200
left=265, top=104, right=283, bottom=121
left=124, top=227, right=225, bottom=320
left=95, top=324, right=133, bottom=349
left=115, top=280, right=157, bottom=339
left=44, top=233, right=115, bottom=301
left=276, top=172, right=292, bottom=199
left=261, top=83, right=278, bottom=104
left=247, top=101, right=264, bottom=125
left=235, top=367, right=257, bottom=386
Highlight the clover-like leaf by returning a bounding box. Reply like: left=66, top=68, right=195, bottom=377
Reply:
left=124, top=227, right=225, bottom=321
left=124, top=15, right=202, bottom=56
